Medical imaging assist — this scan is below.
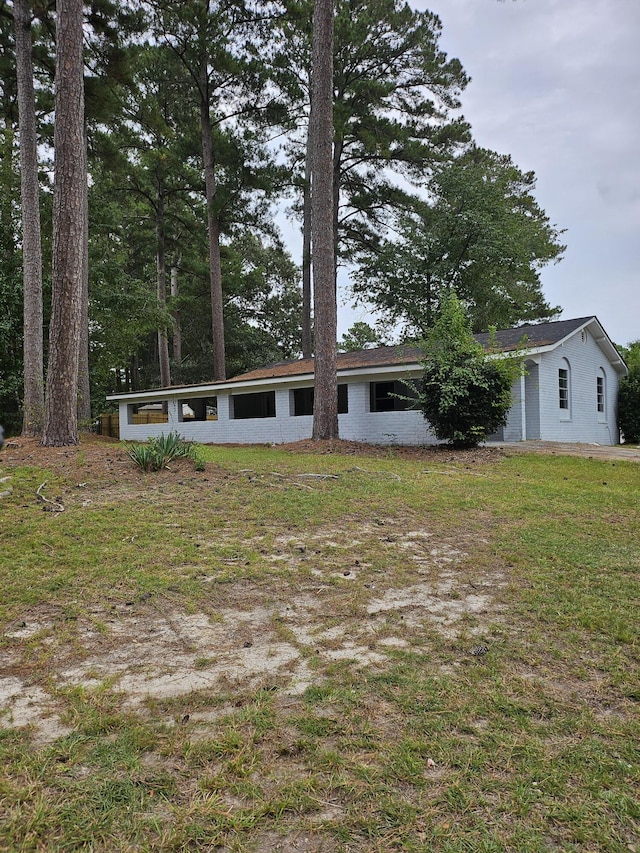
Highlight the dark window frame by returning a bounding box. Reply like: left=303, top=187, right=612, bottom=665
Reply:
left=231, top=391, right=276, bottom=420
left=292, top=385, right=348, bottom=416
left=179, top=396, right=217, bottom=421
left=369, top=380, right=419, bottom=413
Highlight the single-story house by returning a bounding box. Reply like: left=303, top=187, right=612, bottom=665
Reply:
left=107, top=316, right=627, bottom=446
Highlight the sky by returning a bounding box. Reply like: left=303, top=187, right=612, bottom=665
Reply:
left=310, top=0, right=639, bottom=347
left=405, top=0, right=640, bottom=347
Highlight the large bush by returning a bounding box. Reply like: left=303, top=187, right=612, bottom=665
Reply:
left=618, top=372, right=640, bottom=444
left=416, top=294, right=522, bottom=448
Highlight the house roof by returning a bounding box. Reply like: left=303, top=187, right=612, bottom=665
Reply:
left=226, top=316, right=604, bottom=383
left=224, top=343, right=424, bottom=383
left=474, top=316, right=594, bottom=352
left=106, top=316, right=627, bottom=403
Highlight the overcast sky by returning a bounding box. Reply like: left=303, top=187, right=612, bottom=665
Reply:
left=406, top=0, right=640, bottom=346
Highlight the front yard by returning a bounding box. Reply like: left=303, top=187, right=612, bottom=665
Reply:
left=0, top=438, right=638, bottom=852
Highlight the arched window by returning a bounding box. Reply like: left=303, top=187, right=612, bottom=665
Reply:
left=558, top=358, right=571, bottom=420
left=597, top=368, right=606, bottom=421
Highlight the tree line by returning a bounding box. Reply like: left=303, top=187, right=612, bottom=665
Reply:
left=0, top=0, right=565, bottom=443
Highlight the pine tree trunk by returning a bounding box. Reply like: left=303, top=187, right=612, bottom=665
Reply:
left=332, top=136, right=342, bottom=284
left=156, top=194, right=171, bottom=388
left=14, top=0, right=44, bottom=436
left=301, top=116, right=313, bottom=358
left=171, top=262, right=182, bottom=365
left=311, top=0, right=337, bottom=440
left=199, top=58, right=226, bottom=381
left=77, top=124, right=91, bottom=430
left=42, top=0, right=86, bottom=446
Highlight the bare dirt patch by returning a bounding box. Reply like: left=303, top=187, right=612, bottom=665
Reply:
left=0, top=436, right=517, bottom=741
left=1, top=503, right=505, bottom=743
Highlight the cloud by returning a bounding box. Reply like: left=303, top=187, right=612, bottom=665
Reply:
left=410, top=0, right=640, bottom=344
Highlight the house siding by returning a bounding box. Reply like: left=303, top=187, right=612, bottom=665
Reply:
left=524, top=362, right=541, bottom=440
left=501, top=376, right=524, bottom=442
left=536, top=329, right=620, bottom=444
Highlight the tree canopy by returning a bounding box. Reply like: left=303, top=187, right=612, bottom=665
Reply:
left=0, top=0, right=569, bottom=439
left=352, top=147, right=565, bottom=335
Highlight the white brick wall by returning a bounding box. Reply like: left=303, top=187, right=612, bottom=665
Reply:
left=118, top=377, right=437, bottom=446
left=116, top=329, right=622, bottom=446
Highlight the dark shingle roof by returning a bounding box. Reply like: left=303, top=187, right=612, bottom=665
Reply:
left=224, top=344, right=423, bottom=383
left=474, top=317, right=594, bottom=353
left=226, top=317, right=596, bottom=383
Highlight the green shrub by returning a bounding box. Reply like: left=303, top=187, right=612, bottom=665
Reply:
left=415, top=293, right=522, bottom=448
left=618, top=372, right=640, bottom=444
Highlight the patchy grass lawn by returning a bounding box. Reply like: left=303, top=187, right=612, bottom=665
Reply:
left=0, top=438, right=638, bottom=852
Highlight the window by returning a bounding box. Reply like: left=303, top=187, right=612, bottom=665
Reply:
left=180, top=397, right=217, bottom=421
left=558, top=359, right=571, bottom=420
left=370, top=381, right=419, bottom=412
left=558, top=369, right=569, bottom=410
left=127, top=402, right=168, bottom=425
left=231, top=391, right=276, bottom=419
left=292, top=388, right=314, bottom=416
left=597, top=370, right=606, bottom=419
left=292, top=385, right=348, bottom=416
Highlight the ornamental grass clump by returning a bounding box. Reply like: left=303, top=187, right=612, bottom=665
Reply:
left=127, top=431, right=198, bottom=472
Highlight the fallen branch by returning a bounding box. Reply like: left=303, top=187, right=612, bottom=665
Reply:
left=294, top=473, right=339, bottom=480
left=36, top=481, right=65, bottom=513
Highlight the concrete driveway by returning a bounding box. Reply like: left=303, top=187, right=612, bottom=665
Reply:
left=492, top=440, right=640, bottom=463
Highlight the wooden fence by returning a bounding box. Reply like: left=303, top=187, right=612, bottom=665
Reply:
left=98, top=411, right=216, bottom=439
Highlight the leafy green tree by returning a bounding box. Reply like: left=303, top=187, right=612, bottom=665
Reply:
left=618, top=341, right=640, bottom=444
left=331, top=0, right=469, bottom=266
left=618, top=374, right=640, bottom=444
left=147, top=0, right=282, bottom=381
left=353, top=147, right=564, bottom=334
left=338, top=321, right=389, bottom=351
left=415, top=292, right=521, bottom=447
left=619, top=340, right=640, bottom=373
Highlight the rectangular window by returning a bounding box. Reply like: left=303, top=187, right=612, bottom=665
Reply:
left=127, top=402, right=168, bottom=425
left=558, top=369, right=569, bottom=410
left=370, top=381, right=419, bottom=412
left=232, top=391, right=276, bottom=419
left=292, top=387, right=314, bottom=416
left=292, top=385, right=348, bottom=416
left=596, top=377, right=605, bottom=413
left=338, top=384, right=348, bottom=414
left=180, top=397, right=217, bottom=421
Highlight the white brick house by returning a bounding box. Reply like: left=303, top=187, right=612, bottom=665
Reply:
left=107, top=316, right=627, bottom=446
